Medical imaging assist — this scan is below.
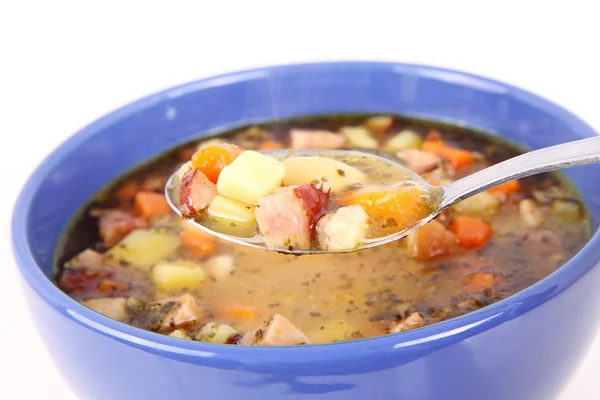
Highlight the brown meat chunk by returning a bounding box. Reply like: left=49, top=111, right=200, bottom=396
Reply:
left=255, top=179, right=330, bottom=250
left=396, top=150, right=442, bottom=174
left=179, top=168, right=217, bottom=218
left=65, top=249, right=105, bottom=269
left=390, top=312, right=425, bottom=333
left=238, top=314, right=311, bottom=346
left=82, top=297, right=128, bottom=322
left=92, top=209, right=148, bottom=247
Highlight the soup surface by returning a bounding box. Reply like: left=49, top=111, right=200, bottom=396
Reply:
left=55, top=115, right=590, bottom=345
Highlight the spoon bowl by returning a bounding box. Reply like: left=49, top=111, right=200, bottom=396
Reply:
left=166, top=136, right=600, bottom=254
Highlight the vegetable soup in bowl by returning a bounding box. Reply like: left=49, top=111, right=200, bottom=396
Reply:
left=12, top=62, right=600, bottom=400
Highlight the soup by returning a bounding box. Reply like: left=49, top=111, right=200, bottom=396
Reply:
left=54, top=115, right=590, bottom=345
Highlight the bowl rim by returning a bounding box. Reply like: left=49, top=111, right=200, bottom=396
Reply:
left=11, top=60, right=600, bottom=366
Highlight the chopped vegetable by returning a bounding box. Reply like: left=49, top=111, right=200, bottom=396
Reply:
left=552, top=200, right=582, bottom=219
left=385, top=130, right=423, bottom=151
left=133, top=191, right=172, bottom=219
left=205, top=255, right=235, bottom=280
left=169, top=329, right=192, bottom=340
left=180, top=227, right=216, bottom=257
left=217, top=150, right=286, bottom=205
left=519, top=199, right=544, bottom=227
left=207, top=195, right=256, bottom=223
left=364, top=115, right=394, bottom=133
left=449, top=216, right=493, bottom=248
left=462, top=272, right=497, bottom=292
left=406, top=220, right=458, bottom=260
left=214, top=304, right=261, bottom=322
left=487, top=180, right=521, bottom=198
left=151, top=260, right=206, bottom=291
left=452, top=191, right=501, bottom=218
left=421, top=137, right=476, bottom=170
left=316, top=206, right=369, bottom=251
left=195, top=322, right=240, bottom=344
left=390, top=312, right=425, bottom=333
left=191, top=143, right=245, bottom=183
left=340, top=126, right=378, bottom=149
left=337, top=184, right=432, bottom=230
left=105, top=228, right=180, bottom=269
left=282, top=156, right=367, bottom=192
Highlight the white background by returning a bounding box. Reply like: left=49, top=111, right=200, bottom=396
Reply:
left=2, top=1, right=600, bottom=398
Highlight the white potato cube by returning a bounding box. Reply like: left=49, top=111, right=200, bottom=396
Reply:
left=317, top=206, right=369, bottom=251
left=384, top=130, right=423, bottom=151
left=283, top=156, right=367, bottom=192
left=152, top=261, right=206, bottom=291
left=207, top=195, right=256, bottom=223
left=340, top=126, right=378, bottom=149
left=106, top=228, right=180, bottom=269
left=216, top=150, right=285, bottom=205
left=205, top=254, right=236, bottom=280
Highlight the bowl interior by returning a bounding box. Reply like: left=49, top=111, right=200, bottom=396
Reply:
left=17, top=62, right=600, bottom=293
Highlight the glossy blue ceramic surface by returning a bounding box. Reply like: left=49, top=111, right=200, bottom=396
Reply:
left=12, top=62, right=600, bottom=400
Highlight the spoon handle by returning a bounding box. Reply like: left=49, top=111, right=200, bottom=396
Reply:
left=440, top=135, right=600, bottom=208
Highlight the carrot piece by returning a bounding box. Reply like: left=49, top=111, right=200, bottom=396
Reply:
left=336, top=185, right=434, bottom=229
left=258, top=140, right=284, bottom=150
left=407, top=220, right=458, bottom=261
left=421, top=138, right=476, bottom=170
left=461, top=272, right=497, bottom=292
left=133, top=191, right=172, bottom=219
left=213, top=304, right=261, bottom=322
left=191, top=143, right=245, bottom=183
left=180, top=227, right=216, bottom=256
left=487, top=180, right=521, bottom=197
left=448, top=216, right=493, bottom=248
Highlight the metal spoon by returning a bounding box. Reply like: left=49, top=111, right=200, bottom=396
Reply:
left=166, top=136, right=600, bottom=255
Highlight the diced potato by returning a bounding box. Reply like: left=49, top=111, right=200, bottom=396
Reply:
left=206, top=254, right=236, bottom=280
left=364, top=115, right=394, bottom=133
left=340, top=126, right=378, bottom=149
left=317, top=206, right=369, bottom=251
left=106, top=228, right=180, bottom=269
left=385, top=130, right=423, bottom=151
left=217, top=151, right=285, bottom=205
left=207, top=195, right=256, bottom=223
left=169, top=329, right=192, bottom=340
left=391, top=312, right=425, bottom=333
left=195, top=322, right=240, bottom=344
left=552, top=200, right=581, bottom=219
left=282, top=156, right=367, bottom=192
left=519, top=199, right=544, bottom=227
left=151, top=260, right=206, bottom=291
left=452, top=191, right=501, bottom=219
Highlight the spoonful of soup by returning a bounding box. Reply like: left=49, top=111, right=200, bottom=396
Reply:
left=166, top=136, right=600, bottom=254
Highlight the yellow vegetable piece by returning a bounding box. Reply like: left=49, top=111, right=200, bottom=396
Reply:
left=216, top=150, right=285, bottom=205
left=207, top=195, right=256, bottom=223
left=282, top=156, right=367, bottom=192
left=340, top=126, right=378, bottom=149
left=151, top=261, right=206, bottom=291
left=106, top=228, right=180, bottom=269
left=384, top=130, right=423, bottom=151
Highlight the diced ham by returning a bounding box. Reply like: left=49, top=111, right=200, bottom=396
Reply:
left=157, top=294, right=206, bottom=333
left=179, top=168, right=217, bottom=218
left=65, top=249, right=105, bottom=269
left=238, top=314, right=311, bottom=346
left=317, top=206, right=369, bottom=251
left=255, top=179, right=330, bottom=250
left=290, top=129, right=346, bottom=149
left=82, top=297, right=128, bottom=322
left=390, top=312, right=425, bottom=333
left=396, top=150, right=442, bottom=174
left=92, top=209, right=148, bottom=247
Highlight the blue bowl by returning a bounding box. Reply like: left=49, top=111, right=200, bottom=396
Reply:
left=12, top=62, right=600, bottom=400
